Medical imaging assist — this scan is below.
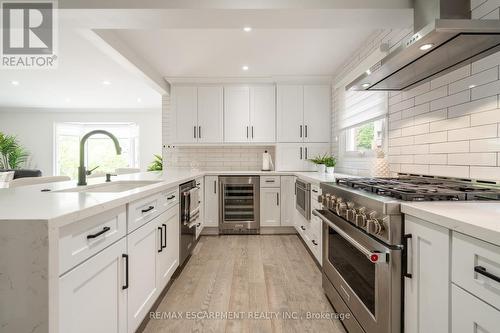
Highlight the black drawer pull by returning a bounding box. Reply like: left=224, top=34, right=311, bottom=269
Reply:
left=162, top=224, right=167, bottom=249
left=301, top=226, right=306, bottom=231
left=312, top=189, right=318, bottom=193
left=141, top=205, right=155, bottom=213
left=122, top=254, right=129, bottom=290
left=312, top=240, right=318, bottom=246
left=475, top=266, right=500, bottom=283
left=87, top=226, right=111, bottom=239
left=167, top=195, right=176, bottom=200
left=403, top=234, right=412, bottom=279
left=265, top=180, right=275, bottom=183
left=158, top=227, right=163, bottom=253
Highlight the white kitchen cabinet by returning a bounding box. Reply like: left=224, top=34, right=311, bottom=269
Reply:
left=156, top=207, right=180, bottom=292
left=195, top=177, right=204, bottom=238
left=172, top=85, right=223, bottom=144
left=280, top=176, right=296, bottom=226
left=127, top=217, right=160, bottom=333
left=224, top=85, right=276, bottom=143
left=404, top=215, right=450, bottom=333
left=197, top=86, right=223, bottom=143
left=277, top=84, right=330, bottom=143
left=59, top=238, right=127, bottom=333
left=204, top=176, right=219, bottom=227
left=224, top=86, right=251, bottom=142
left=275, top=143, right=330, bottom=171
left=451, top=283, right=500, bottom=333
left=260, top=187, right=281, bottom=227
left=250, top=85, right=276, bottom=142
left=303, top=85, right=331, bottom=143
left=173, top=86, right=198, bottom=144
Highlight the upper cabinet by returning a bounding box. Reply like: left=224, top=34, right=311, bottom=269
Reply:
left=224, top=85, right=276, bottom=143
left=277, top=84, right=331, bottom=143
left=172, top=85, right=223, bottom=144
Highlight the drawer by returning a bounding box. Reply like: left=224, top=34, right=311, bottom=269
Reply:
left=260, top=175, right=281, bottom=188
left=159, top=188, right=179, bottom=212
left=452, top=283, right=500, bottom=333
left=310, top=214, right=322, bottom=240
left=128, top=192, right=164, bottom=233
left=59, top=206, right=126, bottom=275
left=311, top=184, right=322, bottom=196
left=452, top=232, right=500, bottom=310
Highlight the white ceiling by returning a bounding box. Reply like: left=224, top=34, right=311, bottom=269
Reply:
left=114, top=28, right=375, bottom=78
left=0, top=28, right=162, bottom=109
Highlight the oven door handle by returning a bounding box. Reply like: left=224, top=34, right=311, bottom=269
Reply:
left=313, top=209, right=387, bottom=263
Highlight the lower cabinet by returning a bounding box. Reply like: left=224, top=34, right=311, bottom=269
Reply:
left=195, top=177, right=204, bottom=238
left=204, top=175, right=219, bottom=227
left=404, top=215, right=450, bottom=333
left=260, top=187, right=281, bottom=226
left=59, top=238, right=128, bottom=333
left=280, top=176, right=296, bottom=226
left=156, top=206, right=180, bottom=291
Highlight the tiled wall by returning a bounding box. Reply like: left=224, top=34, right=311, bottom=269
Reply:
left=161, top=92, right=275, bottom=170
left=332, top=0, right=500, bottom=180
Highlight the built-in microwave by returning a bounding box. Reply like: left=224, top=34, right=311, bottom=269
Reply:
left=295, top=179, right=311, bottom=220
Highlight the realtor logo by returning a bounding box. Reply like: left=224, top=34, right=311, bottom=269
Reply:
left=1, top=1, right=58, bottom=68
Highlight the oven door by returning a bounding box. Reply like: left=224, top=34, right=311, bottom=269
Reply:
left=295, top=180, right=311, bottom=220
left=314, top=209, right=401, bottom=333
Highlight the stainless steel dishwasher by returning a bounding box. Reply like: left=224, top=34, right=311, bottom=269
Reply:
left=219, top=176, right=260, bottom=234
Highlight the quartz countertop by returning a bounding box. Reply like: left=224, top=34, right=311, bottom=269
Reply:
left=401, top=202, right=500, bottom=246
left=0, top=169, right=348, bottom=226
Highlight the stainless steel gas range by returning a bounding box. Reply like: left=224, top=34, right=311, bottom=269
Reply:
left=314, top=176, right=500, bottom=333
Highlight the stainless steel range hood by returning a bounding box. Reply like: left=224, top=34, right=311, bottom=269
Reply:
left=347, top=0, right=500, bottom=91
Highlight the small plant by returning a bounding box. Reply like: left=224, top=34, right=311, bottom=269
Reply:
left=310, top=153, right=328, bottom=165
left=324, top=155, right=337, bottom=168
left=147, top=154, right=163, bottom=171
left=0, top=132, right=30, bottom=169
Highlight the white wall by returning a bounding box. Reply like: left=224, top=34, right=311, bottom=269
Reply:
left=0, top=108, right=162, bottom=176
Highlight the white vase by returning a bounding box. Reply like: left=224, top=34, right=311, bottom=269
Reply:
left=326, top=167, right=335, bottom=175
left=317, top=164, right=326, bottom=173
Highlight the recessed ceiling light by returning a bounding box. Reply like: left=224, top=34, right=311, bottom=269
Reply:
left=243, top=26, right=252, bottom=32
left=102, top=80, right=111, bottom=85
left=365, top=69, right=372, bottom=75
left=361, top=83, right=371, bottom=89
left=419, top=43, right=434, bottom=51
left=137, top=97, right=142, bottom=103
left=11, top=80, right=19, bottom=86
left=65, top=98, right=71, bottom=102
left=468, top=84, right=476, bottom=89
left=242, top=65, right=249, bottom=71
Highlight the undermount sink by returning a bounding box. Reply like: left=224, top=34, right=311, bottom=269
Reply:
left=56, top=180, right=161, bottom=193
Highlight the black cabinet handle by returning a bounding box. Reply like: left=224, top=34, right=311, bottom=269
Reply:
left=252, top=126, right=254, bottom=139
left=199, top=126, right=201, bottom=139
left=194, top=126, right=197, bottom=139
left=167, top=195, right=175, bottom=200
left=475, top=266, right=500, bottom=283
left=312, top=240, right=318, bottom=246
left=300, top=147, right=303, bottom=160
left=301, top=226, right=306, bottom=230
left=403, top=234, right=412, bottom=279
left=141, top=205, right=154, bottom=213
left=122, top=254, right=129, bottom=290
left=305, top=147, right=308, bottom=160
left=87, top=226, right=111, bottom=239
left=312, top=189, right=318, bottom=193
left=162, top=224, right=167, bottom=249
left=197, top=223, right=201, bottom=227
left=214, top=180, right=217, bottom=194
left=305, top=125, right=308, bottom=138
left=276, top=193, right=279, bottom=206
left=265, top=180, right=275, bottom=183
left=300, top=125, right=303, bottom=138
left=157, top=227, right=163, bottom=253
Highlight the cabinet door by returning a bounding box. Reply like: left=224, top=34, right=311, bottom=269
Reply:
left=173, top=86, right=198, bottom=144
left=127, top=219, right=160, bottom=333
left=280, top=176, right=296, bottom=226
left=277, top=85, right=304, bottom=142
left=195, top=177, right=204, bottom=238
left=204, top=176, right=219, bottom=227
left=452, top=283, right=500, bottom=333
left=156, top=207, right=180, bottom=292
left=260, top=187, right=281, bottom=226
left=303, top=85, right=331, bottom=143
left=250, top=85, right=276, bottom=143
left=224, top=86, right=250, bottom=142
left=404, top=216, right=450, bottom=333
left=197, top=86, right=223, bottom=143
left=59, top=238, right=127, bottom=333
left=303, top=143, right=331, bottom=171
left=275, top=143, right=306, bottom=171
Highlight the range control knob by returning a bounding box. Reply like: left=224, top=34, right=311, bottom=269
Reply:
left=336, top=201, right=347, bottom=217
left=368, top=219, right=384, bottom=235
left=346, top=202, right=356, bottom=222
left=355, top=207, right=367, bottom=227
left=328, top=196, right=337, bottom=210
left=318, top=194, right=325, bottom=204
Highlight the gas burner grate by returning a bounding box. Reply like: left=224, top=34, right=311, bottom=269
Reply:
left=336, top=177, right=500, bottom=201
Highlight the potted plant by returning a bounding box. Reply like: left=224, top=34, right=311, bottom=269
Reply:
left=0, top=132, right=29, bottom=170
left=147, top=154, right=163, bottom=171
left=310, top=154, right=327, bottom=173
left=324, top=155, right=337, bottom=175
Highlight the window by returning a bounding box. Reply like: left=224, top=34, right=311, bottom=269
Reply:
left=345, top=118, right=385, bottom=152
left=55, top=123, right=139, bottom=179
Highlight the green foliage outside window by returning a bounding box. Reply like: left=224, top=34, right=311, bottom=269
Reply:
left=356, top=123, right=375, bottom=150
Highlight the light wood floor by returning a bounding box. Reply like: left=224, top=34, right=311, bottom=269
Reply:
left=143, top=235, right=346, bottom=333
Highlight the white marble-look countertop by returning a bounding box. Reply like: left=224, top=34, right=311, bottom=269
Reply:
left=0, top=169, right=350, bottom=226
left=402, top=202, right=500, bottom=246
